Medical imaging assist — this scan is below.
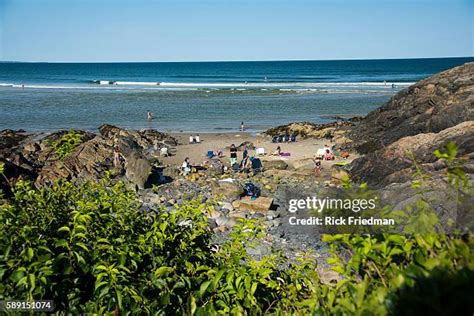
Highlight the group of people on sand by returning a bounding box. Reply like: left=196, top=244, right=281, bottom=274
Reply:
left=311, top=144, right=346, bottom=177
left=229, top=144, right=262, bottom=173
left=315, top=144, right=335, bottom=161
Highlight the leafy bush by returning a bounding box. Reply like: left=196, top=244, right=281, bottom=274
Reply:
left=0, top=179, right=320, bottom=314
left=50, top=130, right=85, bottom=159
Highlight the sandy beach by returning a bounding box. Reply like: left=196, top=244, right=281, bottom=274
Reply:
left=159, top=132, right=357, bottom=179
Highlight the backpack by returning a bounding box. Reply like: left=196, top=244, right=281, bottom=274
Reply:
left=250, top=157, right=262, bottom=170
left=244, top=182, right=261, bottom=198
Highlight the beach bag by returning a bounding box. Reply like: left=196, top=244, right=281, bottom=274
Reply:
left=244, top=182, right=260, bottom=198
left=250, top=157, right=262, bottom=171
left=207, top=150, right=215, bottom=159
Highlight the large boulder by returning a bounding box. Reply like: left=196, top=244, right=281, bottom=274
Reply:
left=206, top=159, right=224, bottom=177
left=348, top=62, right=474, bottom=154
left=125, top=152, right=152, bottom=190
left=348, top=121, right=474, bottom=186
left=238, top=196, right=273, bottom=213
left=99, top=124, right=178, bottom=149
left=37, top=136, right=114, bottom=184
left=211, top=179, right=244, bottom=200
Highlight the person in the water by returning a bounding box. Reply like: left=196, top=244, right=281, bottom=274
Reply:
left=147, top=111, right=153, bottom=121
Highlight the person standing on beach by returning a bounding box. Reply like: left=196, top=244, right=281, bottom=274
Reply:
left=147, top=111, right=153, bottom=121
left=240, top=121, right=245, bottom=132
left=230, top=144, right=238, bottom=166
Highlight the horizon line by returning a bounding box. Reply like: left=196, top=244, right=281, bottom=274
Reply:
left=1, top=55, right=473, bottom=64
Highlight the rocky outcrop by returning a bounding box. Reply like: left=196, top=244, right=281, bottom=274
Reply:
left=348, top=121, right=474, bottom=186
left=264, top=121, right=354, bottom=138
left=0, top=126, right=177, bottom=190
left=99, top=124, right=178, bottom=149
left=348, top=62, right=474, bottom=154
left=37, top=136, right=114, bottom=184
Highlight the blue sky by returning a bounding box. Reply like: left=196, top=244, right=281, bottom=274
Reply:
left=0, top=0, right=472, bottom=62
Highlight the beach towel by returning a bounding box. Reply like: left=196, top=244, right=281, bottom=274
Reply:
left=280, top=152, right=291, bottom=156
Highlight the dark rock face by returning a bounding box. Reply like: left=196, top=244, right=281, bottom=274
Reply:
left=99, top=124, right=178, bottom=148
left=0, top=129, right=28, bottom=154
left=36, top=136, right=114, bottom=184
left=349, top=62, right=474, bottom=154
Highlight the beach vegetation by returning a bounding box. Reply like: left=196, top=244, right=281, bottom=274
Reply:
left=50, top=130, right=85, bottom=159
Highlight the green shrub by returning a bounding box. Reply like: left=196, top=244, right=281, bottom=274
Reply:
left=0, top=179, right=320, bottom=314
left=50, top=130, right=85, bottom=159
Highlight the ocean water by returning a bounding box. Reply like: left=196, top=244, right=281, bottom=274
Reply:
left=0, top=57, right=472, bottom=133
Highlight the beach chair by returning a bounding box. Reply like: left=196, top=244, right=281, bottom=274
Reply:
left=277, top=135, right=284, bottom=143
left=284, top=134, right=290, bottom=142
left=272, top=136, right=279, bottom=143
left=290, top=134, right=297, bottom=142
left=256, top=147, right=265, bottom=156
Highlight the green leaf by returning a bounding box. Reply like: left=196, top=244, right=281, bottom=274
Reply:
left=27, top=247, right=34, bottom=261
left=199, top=281, right=211, bottom=296
left=155, top=266, right=173, bottom=277
left=57, top=226, right=71, bottom=233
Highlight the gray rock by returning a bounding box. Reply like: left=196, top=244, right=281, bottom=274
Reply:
left=125, top=152, right=152, bottom=190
